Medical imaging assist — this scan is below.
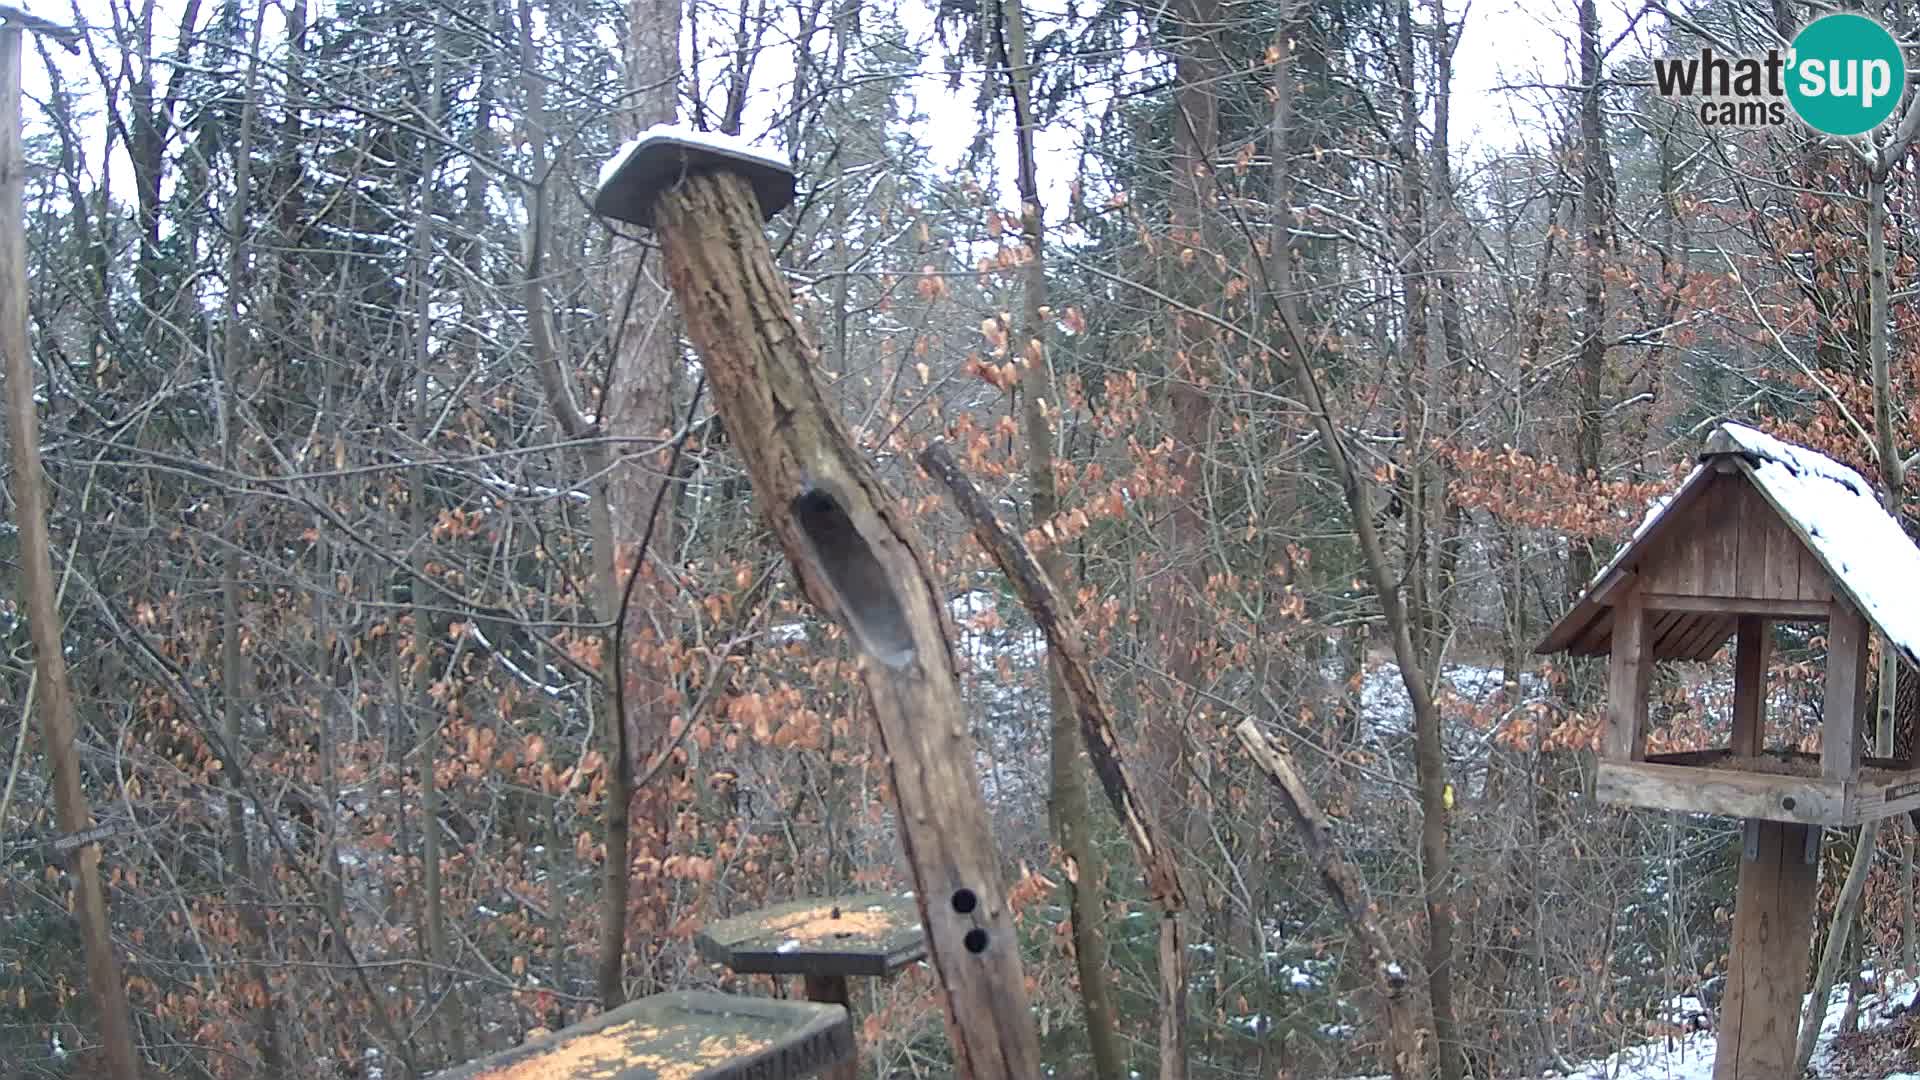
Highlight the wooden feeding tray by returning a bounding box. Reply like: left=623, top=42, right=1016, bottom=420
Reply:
left=695, top=893, right=926, bottom=1080
left=1598, top=748, right=1920, bottom=826
left=695, top=892, right=926, bottom=979
left=432, top=990, right=852, bottom=1080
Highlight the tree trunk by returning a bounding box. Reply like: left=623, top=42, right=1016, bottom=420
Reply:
left=1905, top=821, right=1916, bottom=978
left=1796, top=819, right=1880, bottom=1073
left=600, top=0, right=685, bottom=1005
left=1000, top=1, right=1125, bottom=1076
left=1569, top=0, right=1612, bottom=597
left=922, top=442, right=1192, bottom=1080
left=1160, top=7, right=1224, bottom=1070
left=1391, top=3, right=1462, bottom=1075
left=1798, top=113, right=1920, bottom=1076
left=0, top=24, right=142, bottom=1080
left=1392, top=0, right=1434, bottom=664
left=1426, top=0, right=1468, bottom=674
left=218, top=9, right=285, bottom=1068
left=413, top=30, right=464, bottom=1062
left=643, top=165, right=1044, bottom=1077
left=1237, top=168, right=1455, bottom=1080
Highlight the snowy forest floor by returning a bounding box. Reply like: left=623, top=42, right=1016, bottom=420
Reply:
left=1340, top=973, right=1920, bottom=1078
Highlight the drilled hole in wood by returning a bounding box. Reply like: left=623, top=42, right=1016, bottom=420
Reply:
left=950, top=888, right=977, bottom=914
left=963, top=928, right=989, bottom=954
left=1782, top=796, right=1797, bottom=811
left=791, top=485, right=915, bottom=669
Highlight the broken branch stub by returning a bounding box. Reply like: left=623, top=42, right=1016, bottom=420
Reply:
left=594, top=131, right=1042, bottom=1078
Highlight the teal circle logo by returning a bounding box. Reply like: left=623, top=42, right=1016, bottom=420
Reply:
left=1787, top=13, right=1906, bottom=136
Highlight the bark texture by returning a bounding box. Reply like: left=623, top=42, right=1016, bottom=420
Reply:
left=601, top=0, right=686, bottom=1006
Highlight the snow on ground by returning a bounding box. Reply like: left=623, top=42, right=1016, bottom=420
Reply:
left=1355, top=659, right=1545, bottom=798
left=1358, top=660, right=1539, bottom=738
left=1335, top=974, right=1920, bottom=1079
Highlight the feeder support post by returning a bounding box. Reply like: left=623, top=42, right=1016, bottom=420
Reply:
left=1715, top=820, right=1818, bottom=1079
left=594, top=132, right=1043, bottom=1077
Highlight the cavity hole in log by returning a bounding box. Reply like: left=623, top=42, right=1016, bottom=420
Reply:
left=963, top=928, right=989, bottom=954
left=791, top=485, right=915, bottom=669
left=1782, top=796, right=1797, bottom=811
left=950, top=888, right=977, bottom=914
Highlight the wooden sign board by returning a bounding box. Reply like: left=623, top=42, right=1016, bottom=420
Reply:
left=696, top=893, right=926, bottom=979
left=433, top=991, right=851, bottom=1080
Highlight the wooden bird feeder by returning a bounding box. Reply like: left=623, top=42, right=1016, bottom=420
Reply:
left=432, top=991, right=851, bottom=1080
left=591, top=125, right=1043, bottom=1075
left=696, top=893, right=926, bottom=1080
left=1538, top=421, right=1920, bottom=1078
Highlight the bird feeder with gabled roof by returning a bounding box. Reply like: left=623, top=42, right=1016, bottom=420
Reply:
left=1538, top=421, right=1920, bottom=824
left=1537, top=420, right=1920, bottom=1079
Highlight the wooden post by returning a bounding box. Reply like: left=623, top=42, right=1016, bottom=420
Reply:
left=1714, top=820, right=1818, bottom=1079
left=1731, top=616, right=1768, bottom=757
left=594, top=134, right=1042, bottom=1076
left=1607, top=586, right=1651, bottom=761
left=1824, top=599, right=1869, bottom=780
left=0, top=22, right=141, bottom=1080
left=800, top=975, right=855, bottom=1080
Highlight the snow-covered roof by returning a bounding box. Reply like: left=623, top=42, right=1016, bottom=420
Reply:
left=1539, top=422, right=1920, bottom=672
left=591, top=123, right=796, bottom=228
left=1711, top=422, right=1920, bottom=670
left=596, top=124, right=793, bottom=191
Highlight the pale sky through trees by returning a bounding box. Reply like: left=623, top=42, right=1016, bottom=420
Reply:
left=19, top=0, right=1647, bottom=244
left=900, top=0, right=1647, bottom=231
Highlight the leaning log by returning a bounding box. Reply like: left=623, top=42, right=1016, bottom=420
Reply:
left=919, top=440, right=1191, bottom=1075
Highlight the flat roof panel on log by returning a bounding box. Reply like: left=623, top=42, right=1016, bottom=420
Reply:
left=592, top=125, right=796, bottom=228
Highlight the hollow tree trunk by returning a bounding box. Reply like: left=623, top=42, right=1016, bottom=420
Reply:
left=646, top=168, right=1044, bottom=1077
